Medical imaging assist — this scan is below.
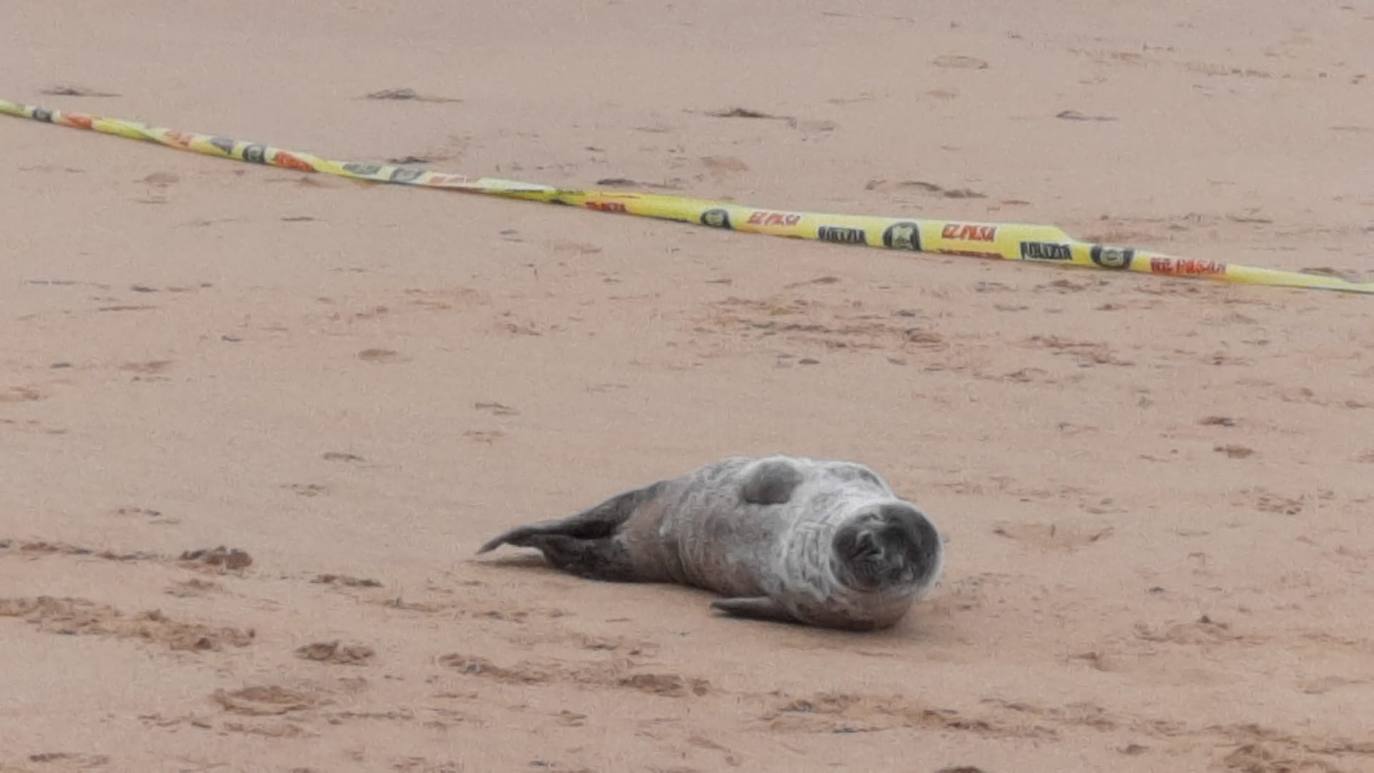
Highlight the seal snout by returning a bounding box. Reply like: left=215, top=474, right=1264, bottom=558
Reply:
left=833, top=502, right=943, bottom=594
left=886, top=503, right=942, bottom=584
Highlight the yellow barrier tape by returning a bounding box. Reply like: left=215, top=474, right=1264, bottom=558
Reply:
left=3, top=98, right=1370, bottom=295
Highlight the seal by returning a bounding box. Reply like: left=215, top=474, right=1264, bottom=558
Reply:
left=477, top=455, right=944, bottom=630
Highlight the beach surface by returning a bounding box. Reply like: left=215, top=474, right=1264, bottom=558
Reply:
left=3, top=2, right=1374, bottom=771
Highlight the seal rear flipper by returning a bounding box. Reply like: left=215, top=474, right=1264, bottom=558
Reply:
left=476, top=519, right=563, bottom=554
left=710, top=596, right=797, bottom=624
left=515, top=534, right=641, bottom=582
left=477, top=482, right=665, bottom=555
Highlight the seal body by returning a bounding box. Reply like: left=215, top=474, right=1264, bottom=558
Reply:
left=478, top=455, right=944, bottom=630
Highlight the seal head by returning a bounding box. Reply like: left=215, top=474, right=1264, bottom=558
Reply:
left=830, top=502, right=942, bottom=598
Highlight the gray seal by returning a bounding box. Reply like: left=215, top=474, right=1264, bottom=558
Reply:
left=477, top=455, right=944, bottom=630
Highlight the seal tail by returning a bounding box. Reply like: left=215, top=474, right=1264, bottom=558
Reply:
left=476, top=482, right=664, bottom=555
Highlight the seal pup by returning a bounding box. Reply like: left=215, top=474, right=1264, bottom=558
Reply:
left=477, top=455, right=944, bottom=631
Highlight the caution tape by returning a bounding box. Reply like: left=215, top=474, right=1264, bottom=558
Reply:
left=3, top=97, right=1370, bottom=295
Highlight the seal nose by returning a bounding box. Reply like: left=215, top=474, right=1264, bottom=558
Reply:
left=848, top=531, right=885, bottom=563
left=912, top=516, right=941, bottom=577
left=878, top=504, right=942, bottom=581
left=859, top=532, right=879, bottom=556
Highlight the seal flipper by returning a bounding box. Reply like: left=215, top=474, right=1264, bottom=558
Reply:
left=739, top=458, right=804, bottom=506
left=512, top=534, right=641, bottom=582
left=477, top=483, right=667, bottom=583
left=478, top=482, right=663, bottom=554
left=710, top=596, right=797, bottom=624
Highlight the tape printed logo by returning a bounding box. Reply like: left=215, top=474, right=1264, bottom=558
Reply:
left=941, top=223, right=997, bottom=241
left=1020, top=241, right=1073, bottom=261
left=1150, top=257, right=1223, bottom=276
left=817, top=225, right=867, bottom=245
left=882, top=221, right=922, bottom=251
left=164, top=131, right=195, bottom=149
left=1090, top=245, right=1136, bottom=270
left=274, top=151, right=314, bottom=173
left=747, top=211, right=802, bottom=227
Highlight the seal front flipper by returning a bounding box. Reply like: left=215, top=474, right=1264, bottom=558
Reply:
left=739, top=458, right=804, bottom=506
left=710, top=596, right=797, bottom=624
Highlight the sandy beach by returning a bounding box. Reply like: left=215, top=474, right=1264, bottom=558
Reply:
left=3, top=2, right=1374, bottom=771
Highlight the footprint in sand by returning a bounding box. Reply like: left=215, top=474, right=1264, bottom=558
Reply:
left=704, top=106, right=785, bottom=120
left=41, top=85, right=119, bottom=97
left=1056, top=109, right=1118, bottom=122
left=312, top=573, right=383, bottom=588
left=295, top=640, right=376, bottom=666
left=113, top=506, right=178, bottom=525
left=438, top=654, right=550, bottom=684
left=1252, top=490, right=1304, bottom=515
left=322, top=451, right=366, bottom=463
left=120, top=360, right=175, bottom=380
left=438, top=653, right=710, bottom=698
left=1298, top=675, right=1369, bottom=695
left=24, top=752, right=113, bottom=767
left=361, top=87, right=461, bottom=104
left=0, top=385, right=46, bottom=403
left=932, top=54, right=989, bottom=70
left=617, top=673, right=712, bottom=698
left=865, top=179, right=987, bottom=199
left=179, top=546, right=253, bottom=571
left=0, top=596, right=254, bottom=652
left=550, top=239, right=603, bottom=256
left=97, top=303, right=158, bottom=312
left=137, top=172, right=178, bottom=187
left=992, top=522, right=1115, bottom=550
left=1024, top=335, right=1134, bottom=367
left=700, top=156, right=749, bottom=179
left=1037, top=278, right=1095, bottom=294
left=357, top=348, right=408, bottom=364
left=763, top=692, right=1031, bottom=738
left=133, top=171, right=178, bottom=205
left=165, top=578, right=222, bottom=598
left=7, top=540, right=155, bottom=561
left=283, top=483, right=329, bottom=497
left=212, top=685, right=318, bottom=716
left=1133, top=614, right=1258, bottom=646
left=686, top=734, right=743, bottom=767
